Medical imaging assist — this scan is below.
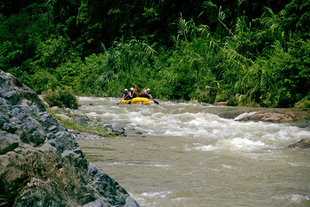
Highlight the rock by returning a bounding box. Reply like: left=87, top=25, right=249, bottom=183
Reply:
left=75, top=116, right=88, bottom=125
left=0, top=70, right=139, bottom=207
left=83, top=199, right=105, bottom=207
left=288, top=138, right=310, bottom=149
left=0, top=131, right=19, bottom=154
left=124, top=197, right=140, bottom=207
left=0, top=112, right=9, bottom=127
left=69, top=109, right=85, bottom=116
left=49, top=106, right=63, bottom=113
left=299, top=121, right=310, bottom=129
left=104, top=124, right=125, bottom=135
left=38, top=112, right=59, bottom=130
left=2, top=122, right=16, bottom=133
left=214, top=101, right=228, bottom=105
left=56, top=113, right=73, bottom=121
left=234, top=109, right=295, bottom=123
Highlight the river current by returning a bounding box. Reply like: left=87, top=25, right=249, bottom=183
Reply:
left=76, top=97, right=310, bottom=207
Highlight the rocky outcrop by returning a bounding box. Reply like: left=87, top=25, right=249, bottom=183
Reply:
left=216, top=107, right=310, bottom=128
left=288, top=138, right=310, bottom=149
left=234, top=109, right=295, bottom=123
left=104, top=124, right=126, bottom=136
left=0, top=70, right=139, bottom=207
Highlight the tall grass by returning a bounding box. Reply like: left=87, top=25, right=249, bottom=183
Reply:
left=44, top=7, right=308, bottom=108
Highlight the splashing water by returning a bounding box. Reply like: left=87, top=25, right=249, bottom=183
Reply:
left=77, top=97, right=310, bottom=207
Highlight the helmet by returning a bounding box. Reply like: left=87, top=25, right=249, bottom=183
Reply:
left=124, top=89, right=128, bottom=91
left=130, top=88, right=134, bottom=90
left=147, top=88, right=150, bottom=91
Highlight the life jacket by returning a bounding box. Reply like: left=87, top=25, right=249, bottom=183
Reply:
left=141, top=92, right=150, bottom=99
left=130, top=90, right=136, bottom=98
left=124, top=91, right=130, bottom=100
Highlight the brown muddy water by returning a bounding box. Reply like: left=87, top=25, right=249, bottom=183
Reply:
left=77, top=97, right=310, bottom=207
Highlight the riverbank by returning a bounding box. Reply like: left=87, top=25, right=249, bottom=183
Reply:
left=47, top=106, right=127, bottom=139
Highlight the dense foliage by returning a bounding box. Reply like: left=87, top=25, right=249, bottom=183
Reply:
left=43, top=87, right=78, bottom=109
left=1, top=0, right=309, bottom=107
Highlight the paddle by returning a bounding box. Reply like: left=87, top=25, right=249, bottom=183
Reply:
left=153, top=99, right=159, bottom=104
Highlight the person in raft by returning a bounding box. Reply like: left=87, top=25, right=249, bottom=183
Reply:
left=129, top=85, right=138, bottom=99
left=139, top=88, right=152, bottom=100
left=122, top=89, right=132, bottom=100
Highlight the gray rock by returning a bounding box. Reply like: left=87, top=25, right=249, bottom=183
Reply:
left=0, top=112, right=9, bottom=127
left=124, top=197, right=141, bottom=207
left=104, top=124, right=125, bottom=135
left=74, top=116, right=88, bottom=125
left=0, top=97, right=12, bottom=112
left=38, top=112, right=58, bottom=130
left=21, top=116, right=45, bottom=146
left=0, top=131, right=19, bottom=154
left=69, top=109, right=85, bottom=116
left=2, top=122, right=16, bottom=133
left=3, top=90, right=20, bottom=105
left=48, top=125, right=58, bottom=132
left=11, top=105, right=28, bottom=122
left=0, top=70, right=139, bottom=207
left=83, top=199, right=105, bottom=207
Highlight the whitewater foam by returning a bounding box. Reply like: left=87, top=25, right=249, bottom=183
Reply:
left=234, top=111, right=257, bottom=121
left=141, top=191, right=171, bottom=198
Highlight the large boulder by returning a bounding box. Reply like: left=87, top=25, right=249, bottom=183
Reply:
left=234, top=109, right=295, bottom=123
left=0, top=70, right=139, bottom=207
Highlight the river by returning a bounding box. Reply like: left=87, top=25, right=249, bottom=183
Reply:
left=76, top=97, right=310, bottom=207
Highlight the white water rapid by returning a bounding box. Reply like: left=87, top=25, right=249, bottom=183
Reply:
left=77, top=97, right=310, bottom=207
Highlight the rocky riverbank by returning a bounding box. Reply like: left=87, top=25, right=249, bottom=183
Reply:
left=46, top=106, right=127, bottom=139
left=0, top=70, right=139, bottom=207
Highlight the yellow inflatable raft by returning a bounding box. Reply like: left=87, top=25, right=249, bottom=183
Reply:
left=120, top=97, right=152, bottom=105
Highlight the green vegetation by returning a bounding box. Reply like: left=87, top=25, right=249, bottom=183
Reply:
left=1, top=0, right=309, bottom=107
left=46, top=108, right=119, bottom=137
left=43, top=87, right=78, bottom=109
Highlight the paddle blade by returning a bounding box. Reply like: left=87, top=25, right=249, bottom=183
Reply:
left=153, top=99, right=159, bottom=104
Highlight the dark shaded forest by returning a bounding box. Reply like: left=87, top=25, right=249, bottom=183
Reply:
left=0, top=0, right=309, bottom=107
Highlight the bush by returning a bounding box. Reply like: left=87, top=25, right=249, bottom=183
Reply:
left=295, top=95, right=310, bottom=109
left=30, top=70, right=59, bottom=94
left=43, top=87, right=78, bottom=109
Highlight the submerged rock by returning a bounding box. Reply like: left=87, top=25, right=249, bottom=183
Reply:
left=288, top=138, right=310, bottom=149
left=0, top=70, right=139, bottom=207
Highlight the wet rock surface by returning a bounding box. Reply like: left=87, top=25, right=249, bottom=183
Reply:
left=0, top=70, right=139, bottom=207
left=288, top=138, right=310, bottom=149
left=216, top=107, right=310, bottom=128
left=234, top=109, right=295, bottom=122
left=104, top=124, right=126, bottom=136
